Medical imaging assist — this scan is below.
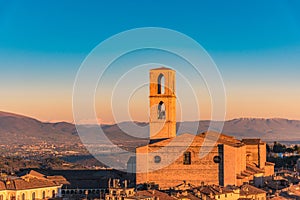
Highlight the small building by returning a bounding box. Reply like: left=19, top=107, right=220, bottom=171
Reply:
left=0, top=170, right=63, bottom=200
left=19, top=168, right=133, bottom=199
left=239, top=184, right=266, bottom=200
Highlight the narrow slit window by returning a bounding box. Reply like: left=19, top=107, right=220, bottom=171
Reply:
left=157, top=74, right=165, bottom=94
left=183, top=151, right=191, bottom=165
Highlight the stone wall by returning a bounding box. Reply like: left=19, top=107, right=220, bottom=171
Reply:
left=136, top=143, right=221, bottom=189
left=245, top=143, right=266, bottom=169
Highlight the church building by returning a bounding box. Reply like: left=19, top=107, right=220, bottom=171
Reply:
left=135, top=67, right=274, bottom=189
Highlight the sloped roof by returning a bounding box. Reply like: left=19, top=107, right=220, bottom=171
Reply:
left=266, top=162, right=275, bottom=166
left=4, top=178, right=60, bottom=190
left=198, top=132, right=243, bottom=147
left=239, top=184, right=266, bottom=196
left=144, top=131, right=243, bottom=148
left=147, top=133, right=194, bottom=147
left=18, top=170, right=45, bottom=178
left=177, top=193, right=200, bottom=200
left=150, top=67, right=174, bottom=71
left=0, top=181, right=6, bottom=190
left=137, top=190, right=176, bottom=200
left=246, top=163, right=264, bottom=174
left=242, top=139, right=263, bottom=145
left=174, top=181, right=196, bottom=191
left=46, top=176, right=70, bottom=185
left=198, top=185, right=233, bottom=195
left=237, top=163, right=264, bottom=179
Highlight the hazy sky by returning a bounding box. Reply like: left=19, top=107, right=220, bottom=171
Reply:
left=0, top=1, right=300, bottom=123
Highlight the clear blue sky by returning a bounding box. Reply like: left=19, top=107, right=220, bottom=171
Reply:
left=1, top=0, right=300, bottom=122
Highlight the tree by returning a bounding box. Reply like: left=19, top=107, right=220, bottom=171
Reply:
left=286, top=148, right=294, bottom=153
left=273, top=142, right=286, bottom=153
left=293, top=145, right=300, bottom=154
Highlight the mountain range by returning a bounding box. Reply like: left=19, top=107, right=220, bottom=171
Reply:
left=0, top=111, right=300, bottom=145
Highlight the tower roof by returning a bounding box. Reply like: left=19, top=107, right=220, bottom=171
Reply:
left=241, top=138, right=263, bottom=145
left=141, top=131, right=244, bottom=148
left=150, top=67, right=174, bottom=71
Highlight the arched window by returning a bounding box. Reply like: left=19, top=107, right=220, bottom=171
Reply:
left=0, top=194, right=3, bottom=200
left=183, top=151, right=191, bottom=165
left=32, top=192, right=35, bottom=200
left=158, top=101, right=166, bottom=119
left=42, top=191, right=46, bottom=199
left=157, top=74, right=165, bottom=94
left=52, top=190, right=55, bottom=198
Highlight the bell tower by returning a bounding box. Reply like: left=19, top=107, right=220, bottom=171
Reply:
left=149, top=67, right=176, bottom=139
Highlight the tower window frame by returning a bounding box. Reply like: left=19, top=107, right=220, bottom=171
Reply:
left=183, top=151, right=191, bottom=165
left=158, top=101, right=166, bottom=119
left=157, top=73, right=165, bottom=94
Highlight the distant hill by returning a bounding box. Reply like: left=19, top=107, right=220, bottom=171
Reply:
left=218, top=118, right=300, bottom=141
left=0, top=111, right=300, bottom=145
left=185, top=118, right=300, bottom=141
left=98, top=118, right=300, bottom=142
left=0, top=111, right=78, bottom=144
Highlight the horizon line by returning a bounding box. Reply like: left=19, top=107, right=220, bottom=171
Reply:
left=1, top=110, right=299, bottom=125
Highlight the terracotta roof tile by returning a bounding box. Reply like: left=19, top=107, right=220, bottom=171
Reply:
left=137, top=190, right=176, bottom=200
left=0, top=181, right=6, bottom=190
left=198, top=185, right=232, bottom=196
left=242, top=139, right=262, bottom=145
left=150, top=67, right=174, bottom=71
left=239, top=184, right=266, bottom=196
left=46, top=176, right=70, bottom=185
left=246, top=164, right=264, bottom=173
left=4, top=178, right=60, bottom=190
left=146, top=131, right=244, bottom=148
left=19, top=170, right=45, bottom=178
left=177, top=193, right=200, bottom=200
